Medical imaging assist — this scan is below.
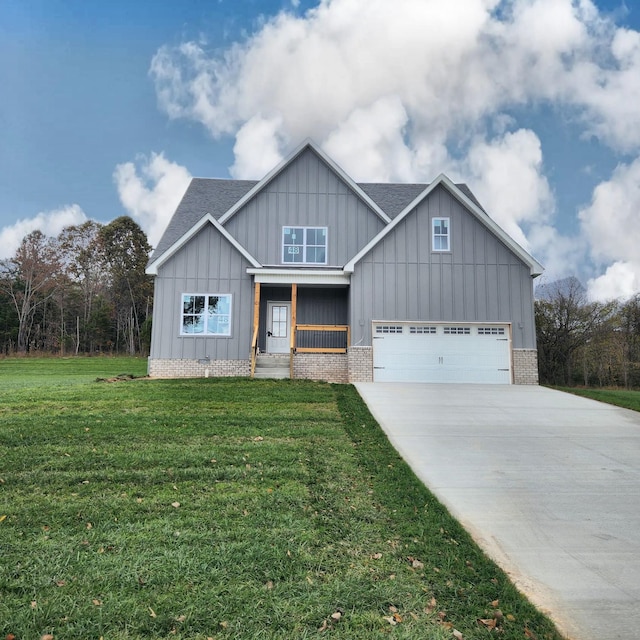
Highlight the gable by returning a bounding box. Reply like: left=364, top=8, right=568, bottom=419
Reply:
left=346, top=175, right=543, bottom=277
left=222, top=146, right=388, bottom=266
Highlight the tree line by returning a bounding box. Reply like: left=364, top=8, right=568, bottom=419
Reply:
left=536, top=277, right=640, bottom=388
left=2, top=220, right=640, bottom=390
left=0, top=217, right=153, bottom=356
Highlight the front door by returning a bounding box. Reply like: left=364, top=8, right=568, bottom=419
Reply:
left=266, top=302, right=291, bottom=354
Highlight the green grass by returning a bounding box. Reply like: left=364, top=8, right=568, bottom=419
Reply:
left=0, top=359, right=564, bottom=639
left=555, top=386, right=640, bottom=412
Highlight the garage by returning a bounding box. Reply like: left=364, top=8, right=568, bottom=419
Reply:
left=372, top=322, right=512, bottom=384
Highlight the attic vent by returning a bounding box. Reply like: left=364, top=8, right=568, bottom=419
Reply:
left=478, top=327, right=506, bottom=336
left=409, top=326, right=437, bottom=334
left=443, top=326, right=471, bottom=335
left=375, top=325, right=404, bottom=334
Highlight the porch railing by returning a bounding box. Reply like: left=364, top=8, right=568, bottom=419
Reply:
left=294, top=324, right=350, bottom=353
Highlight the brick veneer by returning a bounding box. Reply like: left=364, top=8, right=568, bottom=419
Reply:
left=347, top=346, right=373, bottom=382
left=148, top=358, right=250, bottom=378
left=293, top=353, right=348, bottom=383
left=512, top=349, right=539, bottom=385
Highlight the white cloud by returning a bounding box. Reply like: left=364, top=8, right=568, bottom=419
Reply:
left=461, top=129, right=555, bottom=251
left=113, top=152, right=192, bottom=248
left=579, top=158, right=640, bottom=300
left=0, top=205, right=87, bottom=260
left=587, top=261, right=640, bottom=302
left=149, top=0, right=640, bottom=295
left=230, top=114, right=285, bottom=178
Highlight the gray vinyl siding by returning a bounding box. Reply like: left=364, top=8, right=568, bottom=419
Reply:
left=349, top=185, right=537, bottom=349
left=150, top=224, right=253, bottom=360
left=224, top=148, right=386, bottom=265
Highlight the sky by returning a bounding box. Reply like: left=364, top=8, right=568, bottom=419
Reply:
left=1, top=0, right=639, bottom=301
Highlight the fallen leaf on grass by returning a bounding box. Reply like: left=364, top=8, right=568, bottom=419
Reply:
left=175, top=615, right=186, bottom=623
left=171, top=502, right=181, bottom=508
left=491, top=599, right=500, bottom=607
left=55, top=580, right=66, bottom=587
left=524, top=629, right=538, bottom=639
left=149, top=607, right=157, bottom=618
left=41, top=635, right=54, bottom=640
left=31, top=600, right=37, bottom=609
left=371, top=552, right=383, bottom=559
left=453, top=630, right=463, bottom=639
left=425, top=597, right=437, bottom=614
left=478, top=618, right=497, bottom=629
left=6, top=634, right=16, bottom=640
left=0, top=515, right=7, bottom=523
left=92, top=599, right=102, bottom=606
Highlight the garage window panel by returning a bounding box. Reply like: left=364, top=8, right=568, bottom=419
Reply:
left=443, top=326, right=470, bottom=335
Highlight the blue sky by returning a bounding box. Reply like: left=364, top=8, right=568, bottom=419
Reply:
left=1, top=0, right=639, bottom=300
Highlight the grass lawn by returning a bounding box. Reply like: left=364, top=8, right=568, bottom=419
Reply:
left=556, top=386, right=640, bottom=412
left=0, top=358, right=564, bottom=639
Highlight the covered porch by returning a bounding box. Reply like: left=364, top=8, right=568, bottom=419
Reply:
left=248, top=270, right=351, bottom=380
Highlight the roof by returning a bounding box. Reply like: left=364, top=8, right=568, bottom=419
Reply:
left=148, top=139, right=542, bottom=278
left=151, top=178, right=485, bottom=261
left=152, top=178, right=256, bottom=260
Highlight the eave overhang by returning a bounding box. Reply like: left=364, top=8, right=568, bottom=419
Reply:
left=246, top=268, right=350, bottom=286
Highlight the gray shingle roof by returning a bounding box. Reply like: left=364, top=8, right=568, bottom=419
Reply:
left=150, top=177, right=486, bottom=261
left=152, top=178, right=257, bottom=259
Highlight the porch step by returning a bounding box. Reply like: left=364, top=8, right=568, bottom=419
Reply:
left=254, top=354, right=290, bottom=379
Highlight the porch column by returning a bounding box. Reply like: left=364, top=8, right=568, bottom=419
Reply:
left=251, top=282, right=260, bottom=377
left=290, top=283, right=297, bottom=379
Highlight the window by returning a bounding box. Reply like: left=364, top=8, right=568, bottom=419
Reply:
left=409, top=326, right=437, bottom=334
left=432, top=217, right=450, bottom=251
left=443, top=326, right=470, bottom=335
left=181, top=294, right=231, bottom=336
left=478, top=327, right=506, bottom=336
left=282, top=227, right=327, bottom=264
left=375, top=325, right=404, bottom=334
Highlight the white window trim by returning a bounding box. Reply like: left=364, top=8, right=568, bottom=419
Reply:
left=282, top=226, right=328, bottom=265
left=180, top=293, right=232, bottom=337
left=432, top=217, right=450, bottom=252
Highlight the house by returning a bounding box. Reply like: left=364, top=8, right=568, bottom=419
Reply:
left=146, top=140, right=543, bottom=384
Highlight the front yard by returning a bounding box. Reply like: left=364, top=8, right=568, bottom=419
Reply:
left=0, top=358, right=564, bottom=639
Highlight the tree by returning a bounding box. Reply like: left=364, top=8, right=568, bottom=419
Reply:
left=57, top=221, right=107, bottom=353
left=535, top=278, right=615, bottom=385
left=0, top=231, right=62, bottom=352
left=98, top=217, right=153, bottom=355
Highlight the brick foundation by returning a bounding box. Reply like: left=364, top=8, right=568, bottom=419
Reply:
left=293, top=352, right=348, bottom=383
left=348, top=346, right=373, bottom=382
left=148, top=358, right=250, bottom=379
left=512, top=349, right=539, bottom=385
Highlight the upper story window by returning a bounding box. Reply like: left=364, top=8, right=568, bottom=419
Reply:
left=432, top=217, right=450, bottom=252
left=181, top=294, right=231, bottom=336
left=282, top=226, right=327, bottom=264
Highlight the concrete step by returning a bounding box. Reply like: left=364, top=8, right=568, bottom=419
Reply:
left=254, top=354, right=290, bottom=379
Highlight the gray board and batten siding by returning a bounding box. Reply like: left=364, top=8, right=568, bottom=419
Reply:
left=150, top=224, right=254, bottom=361
left=349, top=184, right=537, bottom=350
left=222, top=147, right=387, bottom=266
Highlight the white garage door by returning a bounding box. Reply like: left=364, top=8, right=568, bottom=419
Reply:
left=372, top=323, right=511, bottom=384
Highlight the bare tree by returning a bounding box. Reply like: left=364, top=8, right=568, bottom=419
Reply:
left=0, top=231, right=62, bottom=352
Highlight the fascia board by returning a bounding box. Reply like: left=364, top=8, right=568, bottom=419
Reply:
left=345, top=174, right=544, bottom=277
left=246, top=267, right=350, bottom=286
left=218, top=138, right=391, bottom=226
left=145, top=214, right=261, bottom=275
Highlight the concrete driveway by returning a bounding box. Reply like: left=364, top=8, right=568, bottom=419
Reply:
left=355, top=383, right=640, bottom=640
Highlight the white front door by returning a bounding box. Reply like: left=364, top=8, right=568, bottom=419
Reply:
left=266, top=302, right=291, bottom=354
